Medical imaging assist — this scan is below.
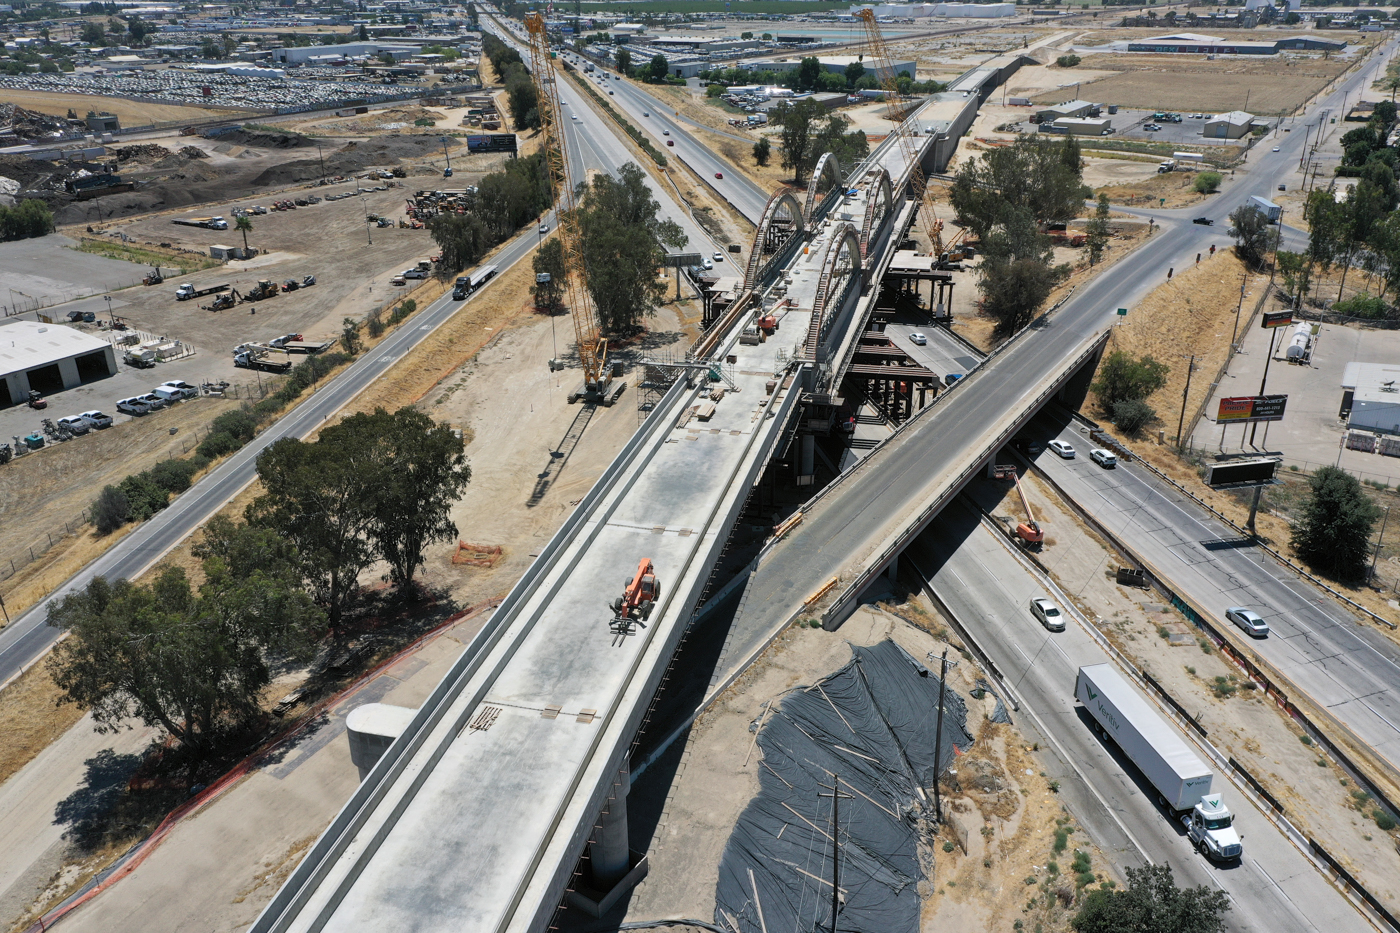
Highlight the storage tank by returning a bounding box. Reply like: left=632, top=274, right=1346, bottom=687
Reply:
left=1285, top=322, right=1312, bottom=362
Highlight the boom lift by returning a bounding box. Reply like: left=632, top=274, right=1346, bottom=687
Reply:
left=856, top=8, right=941, bottom=254
left=993, top=464, right=1043, bottom=546
left=524, top=13, right=617, bottom=405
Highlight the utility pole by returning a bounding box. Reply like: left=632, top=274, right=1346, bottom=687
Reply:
left=817, top=777, right=853, bottom=933
left=1231, top=272, right=1248, bottom=347
left=1373, top=506, right=1392, bottom=580
left=1249, top=326, right=1280, bottom=446
left=927, top=648, right=958, bottom=824
left=316, top=142, right=326, bottom=183
left=1176, top=354, right=1196, bottom=450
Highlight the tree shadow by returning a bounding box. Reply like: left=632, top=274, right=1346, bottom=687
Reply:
left=52, top=747, right=156, bottom=850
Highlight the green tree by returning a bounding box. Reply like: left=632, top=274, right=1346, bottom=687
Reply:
left=1275, top=250, right=1313, bottom=304
left=0, top=199, right=54, bottom=242
left=1228, top=204, right=1274, bottom=269
left=531, top=237, right=565, bottom=312
left=646, top=53, right=669, bottom=82
left=1074, top=863, right=1229, bottom=933
left=46, top=536, right=323, bottom=754
left=1112, top=398, right=1155, bottom=436
left=1055, top=54, right=1081, bottom=67
left=93, top=485, right=129, bottom=535
left=1291, top=466, right=1382, bottom=581
left=977, top=207, right=1068, bottom=333
left=844, top=59, right=865, bottom=88
left=125, top=14, right=152, bottom=44
left=616, top=47, right=631, bottom=76
left=770, top=98, right=837, bottom=185
left=80, top=21, right=105, bottom=45
left=753, top=135, right=771, bottom=167
left=341, top=317, right=361, bottom=355
left=950, top=135, right=1085, bottom=242
left=1092, top=350, right=1170, bottom=411
left=1193, top=171, right=1222, bottom=194
left=795, top=55, right=822, bottom=91
left=1086, top=193, right=1111, bottom=266
left=234, top=213, right=253, bottom=253
left=364, top=408, right=471, bottom=591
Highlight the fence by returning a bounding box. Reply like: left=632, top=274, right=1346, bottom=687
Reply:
left=0, top=509, right=92, bottom=587
left=2, top=275, right=148, bottom=318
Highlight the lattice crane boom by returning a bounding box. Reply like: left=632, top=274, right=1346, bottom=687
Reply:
left=525, top=12, right=608, bottom=390
left=856, top=8, right=942, bottom=253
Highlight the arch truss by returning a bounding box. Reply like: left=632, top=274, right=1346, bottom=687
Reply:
left=802, top=222, right=863, bottom=361
left=743, top=189, right=806, bottom=293
left=803, top=152, right=844, bottom=224
left=857, top=167, right=893, bottom=259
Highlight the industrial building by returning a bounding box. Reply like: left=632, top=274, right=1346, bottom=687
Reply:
left=269, top=41, right=417, bottom=64
left=746, top=55, right=918, bottom=79
left=1342, top=363, right=1400, bottom=435
left=1204, top=110, right=1256, bottom=139
left=1125, top=32, right=1347, bottom=54
left=1041, top=116, right=1113, bottom=136
left=1035, top=99, right=1099, bottom=123
left=0, top=321, right=118, bottom=407
left=848, top=2, right=1016, bottom=16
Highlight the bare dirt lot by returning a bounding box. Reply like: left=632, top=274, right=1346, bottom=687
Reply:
left=0, top=91, right=240, bottom=127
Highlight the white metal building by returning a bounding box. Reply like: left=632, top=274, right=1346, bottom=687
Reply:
left=0, top=320, right=118, bottom=407
left=1204, top=110, right=1255, bottom=139
left=1342, top=363, right=1400, bottom=433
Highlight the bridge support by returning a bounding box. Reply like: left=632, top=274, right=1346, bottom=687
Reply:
left=567, top=762, right=649, bottom=918
left=346, top=703, right=418, bottom=781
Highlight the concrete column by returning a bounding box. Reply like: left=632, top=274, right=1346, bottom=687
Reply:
left=57, top=357, right=81, bottom=390
left=592, top=763, right=631, bottom=887
left=346, top=703, right=417, bottom=781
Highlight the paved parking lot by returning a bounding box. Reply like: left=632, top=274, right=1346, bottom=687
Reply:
left=0, top=235, right=150, bottom=316
left=1111, top=108, right=1255, bottom=146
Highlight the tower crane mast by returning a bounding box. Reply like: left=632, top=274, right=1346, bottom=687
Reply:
left=855, top=8, right=941, bottom=253
left=525, top=12, right=611, bottom=398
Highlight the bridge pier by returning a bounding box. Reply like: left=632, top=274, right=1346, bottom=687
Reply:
left=567, top=761, right=649, bottom=918
left=346, top=703, right=417, bottom=781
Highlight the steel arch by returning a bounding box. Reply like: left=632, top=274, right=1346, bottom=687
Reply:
left=858, top=167, right=893, bottom=256
left=804, top=222, right=863, bottom=359
left=804, top=152, right=844, bottom=223
left=743, top=189, right=806, bottom=292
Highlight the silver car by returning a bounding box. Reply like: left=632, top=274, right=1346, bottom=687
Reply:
left=1030, top=597, right=1065, bottom=632
left=116, top=397, right=151, bottom=415
left=136, top=393, right=169, bottom=411
left=1225, top=607, right=1269, bottom=638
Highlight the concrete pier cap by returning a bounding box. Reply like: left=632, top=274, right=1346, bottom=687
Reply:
left=346, top=703, right=418, bottom=781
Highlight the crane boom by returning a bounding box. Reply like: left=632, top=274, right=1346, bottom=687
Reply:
left=525, top=13, right=609, bottom=392
left=855, top=8, right=941, bottom=252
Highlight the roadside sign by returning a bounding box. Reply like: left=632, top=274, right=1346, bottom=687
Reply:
left=1217, top=394, right=1288, bottom=424
left=1116, top=307, right=1128, bottom=316
left=1205, top=457, right=1281, bottom=489
left=1261, top=309, right=1294, bottom=329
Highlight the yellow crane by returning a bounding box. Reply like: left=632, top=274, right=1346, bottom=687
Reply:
left=525, top=12, right=611, bottom=400
left=855, top=8, right=942, bottom=253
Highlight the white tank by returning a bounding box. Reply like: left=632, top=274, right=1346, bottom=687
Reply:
left=1286, top=322, right=1311, bottom=361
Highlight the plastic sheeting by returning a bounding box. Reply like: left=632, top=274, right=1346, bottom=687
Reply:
left=714, top=640, right=973, bottom=933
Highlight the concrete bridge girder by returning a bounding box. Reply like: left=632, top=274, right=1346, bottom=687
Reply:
left=744, top=189, right=806, bottom=293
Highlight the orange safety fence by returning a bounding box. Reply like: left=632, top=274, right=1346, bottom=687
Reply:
left=452, top=541, right=503, bottom=567
left=23, top=596, right=502, bottom=933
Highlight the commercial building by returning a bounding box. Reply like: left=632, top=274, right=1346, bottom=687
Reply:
left=1343, top=363, right=1400, bottom=435
left=1125, top=32, right=1347, bottom=54
left=0, top=321, right=118, bottom=407
left=746, top=55, right=918, bottom=78
left=1204, top=110, right=1255, bottom=139
left=1041, top=116, right=1113, bottom=136
left=270, top=41, right=416, bottom=64
left=1035, top=99, right=1098, bottom=122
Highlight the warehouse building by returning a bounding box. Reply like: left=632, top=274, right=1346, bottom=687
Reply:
left=270, top=41, right=416, bottom=64
left=1035, top=99, right=1098, bottom=123
left=1125, top=32, right=1347, bottom=54
left=1204, top=110, right=1256, bottom=139
left=0, top=321, right=118, bottom=408
left=1342, top=363, right=1400, bottom=434
left=1041, top=116, right=1113, bottom=135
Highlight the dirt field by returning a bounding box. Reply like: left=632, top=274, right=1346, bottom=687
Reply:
left=0, top=91, right=241, bottom=127
left=1033, top=54, right=1353, bottom=115
left=976, top=470, right=1400, bottom=907
left=1094, top=168, right=1216, bottom=208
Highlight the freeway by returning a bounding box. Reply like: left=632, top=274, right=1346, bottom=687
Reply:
left=911, top=499, right=1372, bottom=933
left=1031, top=411, right=1400, bottom=780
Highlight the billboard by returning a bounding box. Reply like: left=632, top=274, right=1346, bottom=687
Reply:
left=1205, top=458, right=1281, bottom=489
left=466, top=134, right=517, bottom=153
left=1217, top=394, right=1287, bottom=424
left=1262, top=309, right=1294, bottom=329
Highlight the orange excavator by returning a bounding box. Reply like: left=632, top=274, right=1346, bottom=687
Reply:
left=610, top=558, right=661, bottom=640
left=995, top=466, right=1044, bottom=547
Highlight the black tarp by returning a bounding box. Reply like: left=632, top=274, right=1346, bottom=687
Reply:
left=714, top=640, right=973, bottom=933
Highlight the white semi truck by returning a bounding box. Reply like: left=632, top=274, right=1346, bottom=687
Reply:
left=1076, top=664, right=1243, bottom=861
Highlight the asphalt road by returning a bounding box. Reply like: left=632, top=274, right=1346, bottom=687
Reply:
left=0, top=215, right=546, bottom=687
left=1032, top=412, right=1400, bottom=777
left=734, top=35, right=1400, bottom=700
left=910, top=499, right=1364, bottom=933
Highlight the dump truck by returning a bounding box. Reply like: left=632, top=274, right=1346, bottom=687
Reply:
left=233, top=344, right=292, bottom=373
left=1077, top=664, right=1243, bottom=861
left=175, top=282, right=230, bottom=301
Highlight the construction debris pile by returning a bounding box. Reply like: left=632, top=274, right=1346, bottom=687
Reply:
left=715, top=640, right=972, bottom=933
left=404, top=187, right=475, bottom=221
left=0, top=103, right=76, bottom=143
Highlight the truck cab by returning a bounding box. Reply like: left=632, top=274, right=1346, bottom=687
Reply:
left=1183, top=794, right=1242, bottom=861
left=453, top=276, right=470, bottom=300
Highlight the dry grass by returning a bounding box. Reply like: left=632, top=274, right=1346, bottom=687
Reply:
left=0, top=660, right=84, bottom=786
left=1095, top=170, right=1213, bottom=209
left=0, top=90, right=239, bottom=126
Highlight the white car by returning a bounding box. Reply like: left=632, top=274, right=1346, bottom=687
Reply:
left=80, top=410, right=113, bottom=429
left=403, top=269, right=427, bottom=279
left=539, top=223, right=549, bottom=234
left=702, top=257, right=714, bottom=269
left=1048, top=439, right=1075, bottom=458
left=159, top=380, right=199, bottom=400
left=1089, top=448, right=1117, bottom=468
left=713, top=251, right=724, bottom=262
left=663, top=129, right=670, bottom=135
left=909, top=332, right=927, bottom=345
left=1226, top=607, right=1269, bottom=638
left=1029, top=597, right=1065, bottom=632
left=1272, top=146, right=1280, bottom=152
left=56, top=415, right=90, bottom=436
left=116, top=397, right=151, bottom=415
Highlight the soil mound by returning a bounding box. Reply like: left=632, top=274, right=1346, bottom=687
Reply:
left=248, top=134, right=462, bottom=188
left=214, top=128, right=315, bottom=150
left=114, top=144, right=173, bottom=164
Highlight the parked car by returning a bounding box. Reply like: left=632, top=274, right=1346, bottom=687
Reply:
left=1048, top=439, right=1075, bottom=458
left=1029, top=597, right=1066, bottom=632
left=136, top=393, right=169, bottom=411
left=1225, top=607, right=1269, bottom=638
left=403, top=269, right=427, bottom=279
left=1090, top=448, right=1117, bottom=468
left=1193, top=217, right=1213, bottom=226
left=117, top=396, right=151, bottom=415
left=158, top=380, right=199, bottom=399
left=80, top=410, right=113, bottom=429
left=56, top=415, right=90, bottom=436
left=909, top=332, right=927, bottom=345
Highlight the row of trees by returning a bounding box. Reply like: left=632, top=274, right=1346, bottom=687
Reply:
left=701, top=57, right=945, bottom=97
left=950, top=135, right=1089, bottom=332
left=428, top=151, right=552, bottom=272
left=0, top=199, right=54, bottom=242
left=483, top=33, right=541, bottom=131
left=769, top=98, right=870, bottom=185
left=532, top=162, right=686, bottom=337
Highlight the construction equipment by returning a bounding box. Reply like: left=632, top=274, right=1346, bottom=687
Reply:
left=609, top=557, right=660, bottom=641
left=525, top=11, right=614, bottom=405
left=175, top=282, right=230, bottom=301
left=856, top=8, right=940, bottom=251
left=202, top=290, right=238, bottom=312
left=242, top=280, right=280, bottom=302
left=143, top=266, right=164, bottom=286
left=995, top=466, right=1044, bottom=547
